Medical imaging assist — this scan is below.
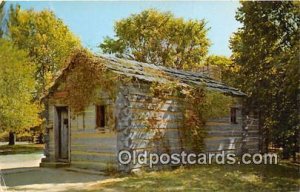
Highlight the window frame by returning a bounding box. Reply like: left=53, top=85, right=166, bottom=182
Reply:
left=230, top=107, right=238, bottom=124
left=96, top=105, right=106, bottom=129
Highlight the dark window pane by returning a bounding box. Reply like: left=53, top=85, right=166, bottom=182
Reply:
left=96, top=105, right=105, bottom=128
left=231, top=108, right=237, bottom=124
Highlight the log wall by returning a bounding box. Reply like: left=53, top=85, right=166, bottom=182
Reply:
left=204, top=104, right=260, bottom=155
left=69, top=102, right=117, bottom=171
left=45, top=92, right=118, bottom=171
left=44, top=82, right=260, bottom=172
left=116, top=83, right=183, bottom=171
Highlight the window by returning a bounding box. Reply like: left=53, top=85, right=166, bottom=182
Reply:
left=230, top=107, right=238, bottom=124
left=96, top=105, right=106, bottom=128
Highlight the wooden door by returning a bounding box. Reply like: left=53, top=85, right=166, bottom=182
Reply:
left=57, top=107, right=69, bottom=160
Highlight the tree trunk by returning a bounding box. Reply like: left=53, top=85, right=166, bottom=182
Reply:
left=8, top=131, right=15, bottom=145
left=282, top=145, right=290, bottom=160
left=37, top=133, right=44, bottom=144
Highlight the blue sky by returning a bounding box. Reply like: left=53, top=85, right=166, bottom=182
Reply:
left=8, top=1, right=241, bottom=56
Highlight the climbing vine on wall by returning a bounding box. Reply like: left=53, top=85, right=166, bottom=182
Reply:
left=59, top=50, right=121, bottom=113
left=149, top=79, right=233, bottom=152
left=183, top=89, right=232, bottom=152
left=56, top=50, right=233, bottom=152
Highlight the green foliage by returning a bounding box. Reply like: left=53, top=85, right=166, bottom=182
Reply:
left=58, top=50, right=120, bottom=113
left=149, top=80, right=232, bottom=152
left=0, top=131, right=8, bottom=142
left=100, top=9, right=210, bottom=70
left=0, top=1, right=5, bottom=38
left=0, top=39, right=41, bottom=132
left=7, top=5, right=81, bottom=96
left=230, top=1, right=300, bottom=158
left=197, top=90, right=232, bottom=120
left=204, top=55, right=235, bottom=85
left=59, top=51, right=231, bottom=152
left=181, top=89, right=232, bottom=152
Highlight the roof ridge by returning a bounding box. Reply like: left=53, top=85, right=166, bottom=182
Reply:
left=97, top=55, right=245, bottom=96
left=41, top=53, right=246, bottom=101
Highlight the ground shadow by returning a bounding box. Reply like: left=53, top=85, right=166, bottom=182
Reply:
left=2, top=167, right=106, bottom=190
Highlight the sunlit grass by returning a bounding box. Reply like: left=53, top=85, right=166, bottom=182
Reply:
left=0, top=144, right=43, bottom=155
left=87, top=164, right=299, bottom=192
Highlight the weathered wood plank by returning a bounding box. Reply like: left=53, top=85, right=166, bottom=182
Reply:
left=72, top=131, right=116, bottom=139
left=72, top=145, right=118, bottom=153
left=72, top=137, right=116, bottom=146
left=130, top=110, right=183, bottom=117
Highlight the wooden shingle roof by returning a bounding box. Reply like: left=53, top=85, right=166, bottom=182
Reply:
left=43, top=53, right=246, bottom=100
left=97, top=55, right=246, bottom=97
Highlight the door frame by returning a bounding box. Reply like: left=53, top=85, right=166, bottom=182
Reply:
left=54, top=105, right=71, bottom=162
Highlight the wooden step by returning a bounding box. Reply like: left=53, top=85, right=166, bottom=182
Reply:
left=39, top=161, right=70, bottom=168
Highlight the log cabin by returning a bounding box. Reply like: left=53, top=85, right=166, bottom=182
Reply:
left=40, top=52, right=260, bottom=172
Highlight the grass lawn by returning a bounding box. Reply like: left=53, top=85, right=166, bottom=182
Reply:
left=88, top=164, right=299, bottom=192
left=0, top=144, right=43, bottom=155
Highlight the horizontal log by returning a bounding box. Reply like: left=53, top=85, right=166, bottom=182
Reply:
left=129, top=139, right=181, bottom=150
left=73, top=128, right=115, bottom=134
left=129, top=96, right=182, bottom=105
left=117, top=119, right=183, bottom=128
left=72, top=132, right=117, bottom=139
left=205, top=136, right=242, bottom=141
left=72, top=150, right=116, bottom=156
left=72, top=137, right=116, bottom=146
left=205, top=123, right=242, bottom=131
left=130, top=135, right=181, bottom=142
left=131, top=147, right=183, bottom=153
left=207, top=131, right=243, bottom=137
left=128, top=94, right=177, bottom=103
left=205, top=142, right=243, bottom=151
left=129, top=104, right=183, bottom=113
left=131, top=110, right=183, bottom=120
left=130, top=130, right=179, bottom=139
left=121, top=122, right=180, bottom=130
left=244, top=137, right=260, bottom=142
left=71, top=145, right=118, bottom=153
left=71, top=153, right=117, bottom=162
left=246, top=125, right=259, bottom=130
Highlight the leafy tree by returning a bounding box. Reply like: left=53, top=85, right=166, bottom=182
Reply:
left=100, top=9, right=210, bottom=70
left=230, top=1, right=299, bottom=158
left=0, top=1, right=5, bottom=38
left=202, top=55, right=235, bottom=84
left=0, top=39, right=41, bottom=145
left=7, top=5, right=81, bottom=96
